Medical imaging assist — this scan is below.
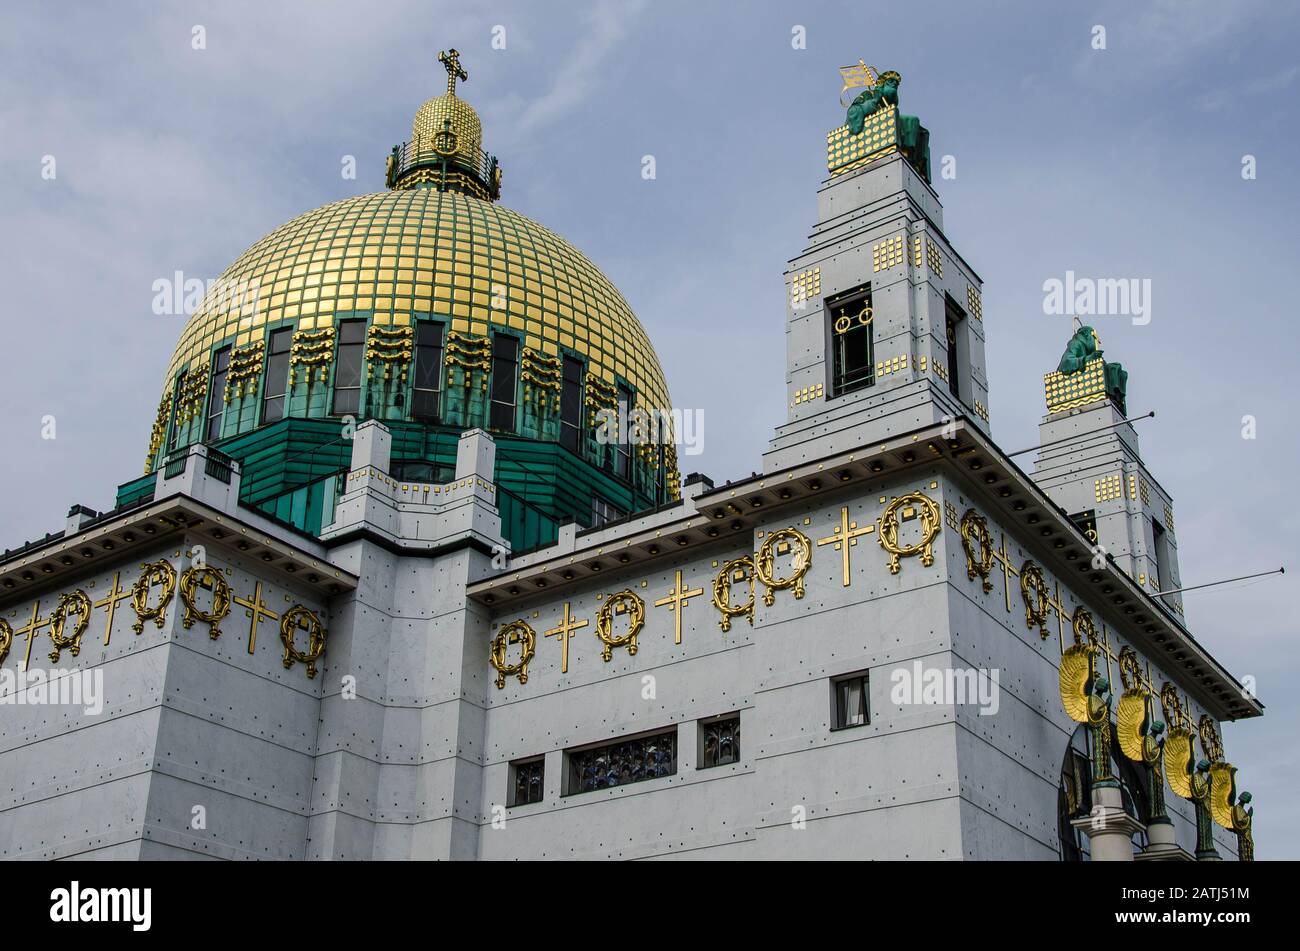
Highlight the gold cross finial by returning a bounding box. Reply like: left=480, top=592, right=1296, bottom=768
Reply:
left=438, top=48, right=468, bottom=97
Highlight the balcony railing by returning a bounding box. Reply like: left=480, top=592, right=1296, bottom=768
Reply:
left=386, top=138, right=501, bottom=199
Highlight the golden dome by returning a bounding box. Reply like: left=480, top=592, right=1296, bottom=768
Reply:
left=162, top=188, right=671, bottom=418
left=411, top=93, right=483, bottom=165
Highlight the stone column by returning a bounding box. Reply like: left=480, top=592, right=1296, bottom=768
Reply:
left=1071, top=784, right=1144, bottom=861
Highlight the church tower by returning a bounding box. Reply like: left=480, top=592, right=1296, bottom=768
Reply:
left=1031, top=328, right=1185, bottom=619
left=765, top=66, right=992, bottom=472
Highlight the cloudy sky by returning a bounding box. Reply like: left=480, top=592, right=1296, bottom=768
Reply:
left=2, top=0, right=1297, bottom=857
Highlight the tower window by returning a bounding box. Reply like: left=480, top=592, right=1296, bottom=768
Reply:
left=945, top=296, right=965, bottom=400
left=832, top=671, right=870, bottom=730
left=829, top=285, right=874, bottom=396
left=206, top=346, right=231, bottom=442
left=1069, top=509, right=1098, bottom=545
left=261, top=327, right=294, bottom=424
left=489, top=334, right=519, bottom=432
left=559, top=354, right=584, bottom=453
left=331, top=320, right=367, bottom=416
left=410, top=321, right=444, bottom=422
left=1151, top=519, right=1172, bottom=597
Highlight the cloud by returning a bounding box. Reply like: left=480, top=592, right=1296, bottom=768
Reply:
left=510, top=0, right=647, bottom=138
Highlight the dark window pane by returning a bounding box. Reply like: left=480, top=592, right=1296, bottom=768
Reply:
left=560, top=355, right=583, bottom=453
left=206, top=346, right=231, bottom=442
left=701, top=716, right=740, bottom=769
left=490, top=335, right=519, bottom=433
left=830, top=287, right=874, bottom=397
left=411, top=322, right=444, bottom=422
left=331, top=387, right=359, bottom=416
left=261, top=328, right=294, bottom=424
left=510, top=759, right=545, bottom=806
left=615, top=383, right=633, bottom=480
left=411, top=388, right=440, bottom=421
left=567, top=730, right=676, bottom=795
left=834, top=675, right=869, bottom=730
left=945, top=298, right=964, bottom=399
left=331, top=320, right=366, bottom=416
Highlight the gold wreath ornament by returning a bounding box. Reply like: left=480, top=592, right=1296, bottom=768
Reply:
left=755, top=528, right=812, bottom=606
left=712, top=556, right=756, bottom=632
left=877, top=492, right=941, bottom=574
left=596, top=590, right=646, bottom=661
left=958, top=509, right=994, bottom=592
left=132, top=559, right=177, bottom=634
left=48, top=589, right=92, bottom=662
left=280, top=605, right=326, bottom=679
left=1020, top=561, right=1050, bottom=639
left=489, top=620, right=537, bottom=689
left=179, top=565, right=233, bottom=640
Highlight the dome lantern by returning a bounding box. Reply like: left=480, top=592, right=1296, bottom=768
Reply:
left=387, top=48, right=501, bottom=201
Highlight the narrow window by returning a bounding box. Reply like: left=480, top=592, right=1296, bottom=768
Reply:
left=509, top=757, right=545, bottom=807
left=166, top=373, right=184, bottom=451
left=206, top=346, right=231, bottom=442
left=615, top=383, right=634, bottom=481
left=1151, top=519, right=1171, bottom=596
left=261, top=328, right=294, bottom=424
left=699, top=715, right=741, bottom=769
left=832, top=672, right=869, bottom=730
left=559, top=354, right=584, bottom=453
left=331, top=320, right=367, bottom=416
left=945, top=297, right=965, bottom=400
left=829, top=285, right=874, bottom=396
left=489, top=335, right=519, bottom=432
left=410, top=321, right=444, bottom=422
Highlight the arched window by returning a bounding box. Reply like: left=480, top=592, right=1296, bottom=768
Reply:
left=1057, top=722, right=1151, bottom=861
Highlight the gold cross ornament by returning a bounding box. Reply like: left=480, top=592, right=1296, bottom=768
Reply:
left=544, top=602, right=588, bottom=674
left=817, top=505, right=876, bottom=587
left=992, top=533, right=1019, bottom=614
left=15, top=600, right=51, bottom=670
left=438, top=48, right=468, bottom=97
left=654, top=570, right=705, bottom=645
left=233, top=580, right=279, bottom=655
left=94, top=571, right=132, bottom=646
